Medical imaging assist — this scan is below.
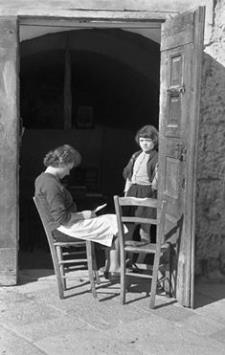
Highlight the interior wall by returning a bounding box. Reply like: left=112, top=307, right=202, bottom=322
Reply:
left=20, top=127, right=135, bottom=198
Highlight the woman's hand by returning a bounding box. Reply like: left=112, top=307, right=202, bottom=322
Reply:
left=67, top=210, right=96, bottom=225
left=82, top=210, right=96, bottom=219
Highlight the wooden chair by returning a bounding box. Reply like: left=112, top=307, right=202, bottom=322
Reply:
left=113, top=196, right=171, bottom=308
left=33, top=195, right=100, bottom=299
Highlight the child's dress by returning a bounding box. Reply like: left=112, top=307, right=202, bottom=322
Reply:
left=123, top=149, right=158, bottom=221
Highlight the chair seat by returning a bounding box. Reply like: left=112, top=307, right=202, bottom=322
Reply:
left=54, top=241, right=86, bottom=247
left=124, top=241, right=170, bottom=254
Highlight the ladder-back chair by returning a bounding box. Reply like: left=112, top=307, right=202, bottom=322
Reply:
left=114, top=196, right=171, bottom=308
left=33, top=195, right=99, bottom=299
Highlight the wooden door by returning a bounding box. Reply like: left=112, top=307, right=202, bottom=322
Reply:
left=158, top=7, right=205, bottom=307
left=0, top=17, right=19, bottom=285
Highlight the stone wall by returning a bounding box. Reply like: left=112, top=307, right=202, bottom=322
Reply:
left=0, top=0, right=204, bottom=16
left=196, top=0, right=225, bottom=280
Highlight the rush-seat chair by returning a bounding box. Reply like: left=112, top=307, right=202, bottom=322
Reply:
left=114, top=196, right=171, bottom=308
left=33, top=195, right=99, bottom=299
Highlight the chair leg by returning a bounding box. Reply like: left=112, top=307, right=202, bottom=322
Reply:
left=53, top=246, right=65, bottom=299
left=94, top=271, right=101, bottom=284
left=150, top=247, right=161, bottom=309
left=92, top=244, right=101, bottom=284
left=120, top=245, right=126, bottom=304
left=168, top=243, right=172, bottom=297
left=86, top=241, right=97, bottom=298
left=56, top=245, right=66, bottom=290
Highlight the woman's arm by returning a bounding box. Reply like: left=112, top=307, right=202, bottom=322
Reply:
left=123, top=151, right=140, bottom=180
left=124, top=178, right=132, bottom=196
left=65, top=210, right=96, bottom=226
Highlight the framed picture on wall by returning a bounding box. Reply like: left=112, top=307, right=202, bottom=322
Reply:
left=76, top=105, right=94, bottom=129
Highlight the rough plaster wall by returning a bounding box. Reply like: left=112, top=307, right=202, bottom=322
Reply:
left=0, top=0, right=208, bottom=18
left=196, top=0, right=225, bottom=279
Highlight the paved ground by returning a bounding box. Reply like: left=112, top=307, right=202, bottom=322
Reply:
left=1, top=268, right=225, bottom=355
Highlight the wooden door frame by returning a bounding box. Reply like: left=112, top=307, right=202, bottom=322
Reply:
left=16, top=11, right=200, bottom=307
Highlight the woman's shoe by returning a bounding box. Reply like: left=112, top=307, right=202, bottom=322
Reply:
left=103, top=271, right=109, bottom=279
left=103, top=271, right=120, bottom=281
left=108, top=272, right=120, bottom=282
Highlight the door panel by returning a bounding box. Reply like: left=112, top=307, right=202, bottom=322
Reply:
left=0, top=17, right=19, bottom=285
left=158, top=7, right=205, bottom=307
left=161, top=11, right=194, bottom=50
left=164, top=157, right=179, bottom=199
left=166, top=48, right=184, bottom=137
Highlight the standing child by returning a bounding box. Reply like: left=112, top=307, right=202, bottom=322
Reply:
left=123, top=125, right=158, bottom=247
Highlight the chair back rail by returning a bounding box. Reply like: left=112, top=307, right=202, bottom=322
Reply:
left=118, top=196, right=159, bottom=208
left=121, top=216, right=158, bottom=225
left=114, top=196, right=166, bottom=244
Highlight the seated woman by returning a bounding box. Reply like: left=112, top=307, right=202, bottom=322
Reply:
left=34, top=144, right=126, bottom=280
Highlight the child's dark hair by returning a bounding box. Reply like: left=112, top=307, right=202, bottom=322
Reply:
left=43, top=144, right=82, bottom=168
left=135, top=125, right=158, bottom=148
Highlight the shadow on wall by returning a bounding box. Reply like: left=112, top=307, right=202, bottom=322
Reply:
left=196, top=52, right=225, bottom=283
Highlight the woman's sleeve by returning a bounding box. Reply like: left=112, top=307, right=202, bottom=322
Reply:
left=123, top=164, right=130, bottom=180
left=123, top=154, right=135, bottom=180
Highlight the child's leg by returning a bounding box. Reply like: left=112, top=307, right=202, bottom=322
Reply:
left=126, top=223, right=135, bottom=241
left=104, top=248, right=110, bottom=273
left=136, top=224, right=151, bottom=264
left=139, top=224, right=151, bottom=242
left=103, top=238, right=120, bottom=273
left=108, top=236, right=120, bottom=273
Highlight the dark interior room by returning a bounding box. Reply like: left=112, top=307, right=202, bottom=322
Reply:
left=19, top=28, right=160, bottom=267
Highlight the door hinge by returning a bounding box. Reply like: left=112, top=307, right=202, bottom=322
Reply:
left=167, top=85, right=185, bottom=96
left=175, top=143, right=187, bottom=161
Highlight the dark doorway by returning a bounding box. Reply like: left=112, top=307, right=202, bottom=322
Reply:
left=19, top=28, right=160, bottom=267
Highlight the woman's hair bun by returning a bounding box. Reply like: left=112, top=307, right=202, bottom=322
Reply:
left=43, top=145, right=81, bottom=167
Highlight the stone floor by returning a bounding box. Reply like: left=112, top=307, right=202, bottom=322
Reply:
left=1, top=268, right=225, bottom=355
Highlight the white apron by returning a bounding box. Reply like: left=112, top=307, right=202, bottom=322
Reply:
left=57, top=214, right=126, bottom=247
